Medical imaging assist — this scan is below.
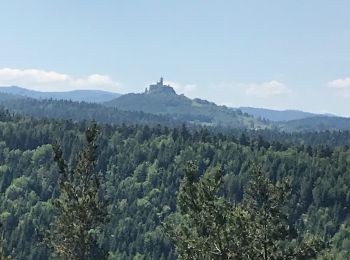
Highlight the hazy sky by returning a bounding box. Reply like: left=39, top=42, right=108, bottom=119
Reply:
left=0, top=0, right=350, bottom=116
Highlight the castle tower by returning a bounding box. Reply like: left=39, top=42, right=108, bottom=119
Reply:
left=147, top=77, right=175, bottom=94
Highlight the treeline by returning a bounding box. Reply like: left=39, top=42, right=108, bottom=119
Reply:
left=0, top=111, right=350, bottom=258
left=0, top=97, right=177, bottom=127
left=239, top=128, right=350, bottom=148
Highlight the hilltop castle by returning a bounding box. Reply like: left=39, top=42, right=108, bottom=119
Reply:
left=146, top=77, right=176, bottom=95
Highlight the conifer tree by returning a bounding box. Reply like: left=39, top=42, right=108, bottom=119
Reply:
left=47, top=123, right=108, bottom=260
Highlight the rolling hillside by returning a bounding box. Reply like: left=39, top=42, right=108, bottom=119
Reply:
left=280, top=116, right=350, bottom=131
left=237, top=107, right=331, bottom=121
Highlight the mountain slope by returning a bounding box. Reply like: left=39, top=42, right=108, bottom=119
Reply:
left=105, top=79, right=269, bottom=129
left=237, top=107, right=328, bottom=121
left=280, top=116, right=350, bottom=131
left=0, top=86, right=121, bottom=103
left=0, top=95, right=177, bottom=126
left=0, top=92, right=25, bottom=102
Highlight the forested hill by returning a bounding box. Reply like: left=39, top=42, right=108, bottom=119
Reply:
left=0, top=89, right=269, bottom=130
left=105, top=86, right=350, bottom=131
left=1, top=111, right=350, bottom=258
left=279, top=116, right=350, bottom=132
left=0, top=97, right=177, bottom=127
left=105, top=83, right=269, bottom=129
left=238, top=107, right=325, bottom=121
left=1, top=84, right=350, bottom=131
left=0, top=92, right=25, bottom=102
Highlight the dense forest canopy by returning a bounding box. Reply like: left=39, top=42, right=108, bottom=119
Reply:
left=0, top=97, right=177, bottom=127
left=0, top=109, right=350, bottom=259
left=2, top=0, right=350, bottom=258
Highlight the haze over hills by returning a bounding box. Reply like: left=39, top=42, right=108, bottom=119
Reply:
left=0, top=92, right=25, bottom=102
left=237, top=107, right=335, bottom=122
left=0, top=86, right=121, bottom=103
left=278, top=116, right=350, bottom=132
left=1, top=79, right=350, bottom=131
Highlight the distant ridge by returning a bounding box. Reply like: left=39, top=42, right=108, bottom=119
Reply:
left=0, top=86, right=121, bottom=103
left=0, top=92, right=25, bottom=101
left=1, top=81, right=349, bottom=131
left=279, top=116, right=350, bottom=132
left=238, top=107, right=336, bottom=122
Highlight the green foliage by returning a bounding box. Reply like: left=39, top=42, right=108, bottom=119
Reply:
left=46, top=123, right=109, bottom=260
left=165, top=163, right=326, bottom=259
left=164, top=162, right=241, bottom=259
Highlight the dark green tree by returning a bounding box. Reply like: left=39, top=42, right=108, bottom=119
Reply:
left=164, top=162, right=326, bottom=259
left=164, top=161, right=251, bottom=259
left=47, top=123, right=109, bottom=260
left=242, top=168, right=325, bottom=259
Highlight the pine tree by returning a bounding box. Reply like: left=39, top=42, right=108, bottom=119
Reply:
left=47, top=123, right=109, bottom=260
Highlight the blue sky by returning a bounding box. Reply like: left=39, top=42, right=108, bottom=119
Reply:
left=0, top=0, right=350, bottom=116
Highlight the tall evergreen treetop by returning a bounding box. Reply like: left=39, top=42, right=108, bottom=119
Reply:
left=47, top=123, right=109, bottom=260
left=164, top=162, right=326, bottom=260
